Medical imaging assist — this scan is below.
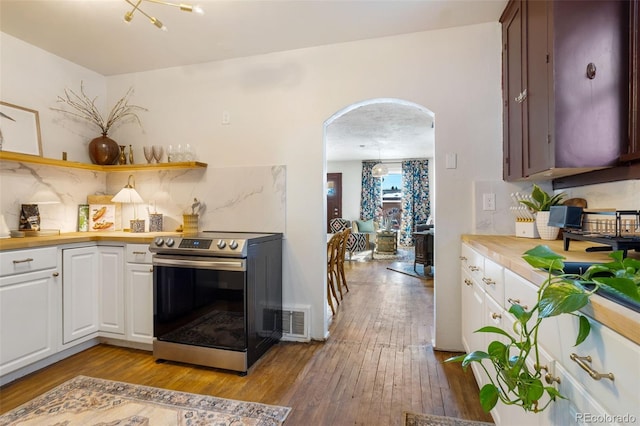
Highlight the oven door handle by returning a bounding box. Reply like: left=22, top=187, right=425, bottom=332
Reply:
left=153, top=257, right=246, bottom=271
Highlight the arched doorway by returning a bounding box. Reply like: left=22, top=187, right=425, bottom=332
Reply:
left=323, top=98, right=436, bottom=332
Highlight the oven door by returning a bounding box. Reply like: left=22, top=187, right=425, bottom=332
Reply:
left=153, top=254, right=247, bottom=351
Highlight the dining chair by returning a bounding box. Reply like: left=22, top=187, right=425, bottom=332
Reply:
left=327, top=231, right=342, bottom=315
left=336, top=227, right=350, bottom=298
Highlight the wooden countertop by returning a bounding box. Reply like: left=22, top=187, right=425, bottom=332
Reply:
left=0, top=231, right=180, bottom=251
left=462, top=235, right=640, bottom=345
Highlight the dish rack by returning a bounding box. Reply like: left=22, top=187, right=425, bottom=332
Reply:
left=563, top=210, right=640, bottom=256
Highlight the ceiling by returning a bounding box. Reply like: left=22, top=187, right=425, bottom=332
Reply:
left=0, top=0, right=507, bottom=162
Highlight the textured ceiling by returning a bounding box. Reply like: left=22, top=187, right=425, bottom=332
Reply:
left=0, top=0, right=506, bottom=161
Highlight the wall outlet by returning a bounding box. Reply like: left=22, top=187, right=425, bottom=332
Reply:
left=483, top=193, right=496, bottom=211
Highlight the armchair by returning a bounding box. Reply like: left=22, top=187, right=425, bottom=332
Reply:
left=329, top=218, right=374, bottom=259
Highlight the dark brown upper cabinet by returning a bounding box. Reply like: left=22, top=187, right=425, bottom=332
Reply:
left=501, top=0, right=629, bottom=182
left=623, top=0, right=639, bottom=162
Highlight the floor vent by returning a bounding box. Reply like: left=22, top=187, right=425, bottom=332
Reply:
left=281, top=305, right=310, bottom=342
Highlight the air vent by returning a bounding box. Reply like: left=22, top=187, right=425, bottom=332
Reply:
left=281, top=305, right=310, bottom=342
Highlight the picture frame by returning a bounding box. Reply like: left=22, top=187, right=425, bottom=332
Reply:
left=0, top=101, right=43, bottom=156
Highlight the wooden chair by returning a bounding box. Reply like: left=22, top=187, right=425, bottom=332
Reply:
left=335, top=227, right=350, bottom=298
left=327, top=231, right=342, bottom=314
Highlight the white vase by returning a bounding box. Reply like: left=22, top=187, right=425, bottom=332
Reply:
left=535, top=211, right=560, bottom=240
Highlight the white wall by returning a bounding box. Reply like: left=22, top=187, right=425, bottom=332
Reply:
left=5, top=24, right=637, bottom=347
left=327, top=160, right=362, bottom=221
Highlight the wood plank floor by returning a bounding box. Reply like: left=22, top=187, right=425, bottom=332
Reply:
left=0, top=258, right=493, bottom=425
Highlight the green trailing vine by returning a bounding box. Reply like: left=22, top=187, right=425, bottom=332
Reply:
left=447, top=245, right=640, bottom=414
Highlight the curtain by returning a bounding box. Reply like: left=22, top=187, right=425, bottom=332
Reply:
left=360, top=161, right=382, bottom=220
left=399, top=160, right=430, bottom=246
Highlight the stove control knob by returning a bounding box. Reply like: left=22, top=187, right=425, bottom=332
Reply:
left=217, top=240, right=227, bottom=249
left=229, top=240, right=238, bottom=250
left=165, top=238, right=175, bottom=247
left=154, top=237, right=164, bottom=246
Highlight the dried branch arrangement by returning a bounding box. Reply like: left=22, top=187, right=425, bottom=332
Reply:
left=52, top=81, right=147, bottom=137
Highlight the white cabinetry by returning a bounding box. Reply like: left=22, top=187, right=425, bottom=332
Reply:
left=461, top=242, right=640, bottom=425
left=62, top=246, right=99, bottom=344
left=98, top=246, right=124, bottom=336
left=0, top=248, right=59, bottom=376
left=124, top=244, right=153, bottom=344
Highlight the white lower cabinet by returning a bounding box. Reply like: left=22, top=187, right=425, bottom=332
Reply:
left=460, top=242, right=640, bottom=426
left=98, top=246, right=125, bottom=336
left=0, top=247, right=60, bottom=376
left=62, top=246, right=100, bottom=344
left=125, top=244, right=153, bottom=344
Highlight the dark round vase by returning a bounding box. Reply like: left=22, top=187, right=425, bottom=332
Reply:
left=89, top=135, right=120, bottom=165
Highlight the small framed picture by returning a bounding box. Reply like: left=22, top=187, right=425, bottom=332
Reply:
left=0, top=101, right=43, bottom=156
left=89, top=204, right=116, bottom=232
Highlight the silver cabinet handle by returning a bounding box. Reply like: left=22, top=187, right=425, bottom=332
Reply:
left=468, top=265, right=480, bottom=272
left=570, top=353, right=614, bottom=381
left=13, top=258, right=34, bottom=264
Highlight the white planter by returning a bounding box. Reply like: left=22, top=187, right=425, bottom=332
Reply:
left=535, top=211, right=560, bottom=240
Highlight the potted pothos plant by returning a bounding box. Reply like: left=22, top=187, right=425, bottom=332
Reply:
left=447, top=245, right=640, bottom=414
left=518, top=184, right=566, bottom=240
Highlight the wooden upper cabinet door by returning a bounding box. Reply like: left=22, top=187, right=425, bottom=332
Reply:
left=501, top=0, right=525, bottom=181
left=622, top=0, right=639, bottom=162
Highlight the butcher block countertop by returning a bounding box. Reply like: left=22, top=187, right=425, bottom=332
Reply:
left=462, top=235, right=640, bottom=346
left=0, top=231, right=179, bottom=251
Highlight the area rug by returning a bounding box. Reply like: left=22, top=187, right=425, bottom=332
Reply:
left=350, top=248, right=414, bottom=262
left=387, top=261, right=433, bottom=281
left=0, top=375, right=291, bottom=426
left=403, top=412, right=494, bottom=426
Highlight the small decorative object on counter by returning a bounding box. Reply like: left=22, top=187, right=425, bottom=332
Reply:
left=18, top=204, right=40, bottom=230
left=118, top=145, right=127, bottom=165
left=130, top=219, right=145, bottom=233
left=129, top=144, right=134, bottom=164
left=78, top=204, right=89, bottom=232
left=183, top=214, right=198, bottom=235
left=149, top=213, right=163, bottom=232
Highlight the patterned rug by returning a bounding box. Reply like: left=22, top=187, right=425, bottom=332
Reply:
left=403, top=412, right=494, bottom=426
left=0, top=376, right=291, bottom=426
left=350, top=247, right=414, bottom=262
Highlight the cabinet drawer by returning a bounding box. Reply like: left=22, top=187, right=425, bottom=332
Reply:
left=125, top=244, right=152, bottom=264
left=482, top=258, right=504, bottom=306
left=541, top=314, right=640, bottom=420
left=460, top=244, right=484, bottom=280
left=0, top=247, right=57, bottom=277
left=504, top=269, right=538, bottom=314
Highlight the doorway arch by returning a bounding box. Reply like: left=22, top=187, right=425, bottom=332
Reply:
left=323, top=98, right=436, bottom=334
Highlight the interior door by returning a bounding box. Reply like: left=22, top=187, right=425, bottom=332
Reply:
left=326, top=173, right=342, bottom=232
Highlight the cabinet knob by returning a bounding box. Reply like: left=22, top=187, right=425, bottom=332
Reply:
left=545, top=373, right=561, bottom=385
left=52, top=272, right=59, bottom=277
left=491, top=312, right=502, bottom=320
left=570, top=353, right=614, bottom=381
left=464, top=279, right=473, bottom=286
left=459, top=256, right=467, bottom=261
left=586, top=62, right=597, bottom=79
left=468, top=265, right=480, bottom=272
left=507, top=297, right=528, bottom=310
left=149, top=268, right=153, bottom=273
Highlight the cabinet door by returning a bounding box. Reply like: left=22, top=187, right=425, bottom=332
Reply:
left=0, top=269, right=59, bottom=376
left=98, top=246, right=124, bottom=335
left=501, top=0, right=525, bottom=180
left=62, top=247, right=99, bottom=344
left=461, top=268, right=485, bottom=385
left=125, top=262, right=153, bottom=344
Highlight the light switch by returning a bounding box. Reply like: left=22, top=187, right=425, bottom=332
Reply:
left=445, top=153, right=457, bottom=169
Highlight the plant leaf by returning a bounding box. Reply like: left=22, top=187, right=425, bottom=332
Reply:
left=575, top=315, right=591, bottom=346
left=461, top=351, right=491, bottom=368
left=593, top=277, right=640, bottom=302
left=479, top=384, right=500, bottom=413
left=539, top=282, right=590, bottom=317
left=475, top=326, right=516, bottom=342
left=544, top=386, right=566, bottom=401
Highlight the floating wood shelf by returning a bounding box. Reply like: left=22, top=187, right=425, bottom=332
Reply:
left=0, top=151, right=207, bottom=172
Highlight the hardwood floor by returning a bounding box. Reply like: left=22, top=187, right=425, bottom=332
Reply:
left=0, top=258, right=492, bottom=425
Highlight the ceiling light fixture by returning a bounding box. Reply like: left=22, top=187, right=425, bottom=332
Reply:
left=123, top=0, right=204, bottom=31
left=371, top=141, right=389, bottom=178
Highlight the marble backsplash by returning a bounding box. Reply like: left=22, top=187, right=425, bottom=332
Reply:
left=0, top=161, right=286, bottom=234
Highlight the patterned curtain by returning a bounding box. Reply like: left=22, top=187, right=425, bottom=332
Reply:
left=360, top=161, right=382, bottom=220
left=399, top=160, right=430, bottom=246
